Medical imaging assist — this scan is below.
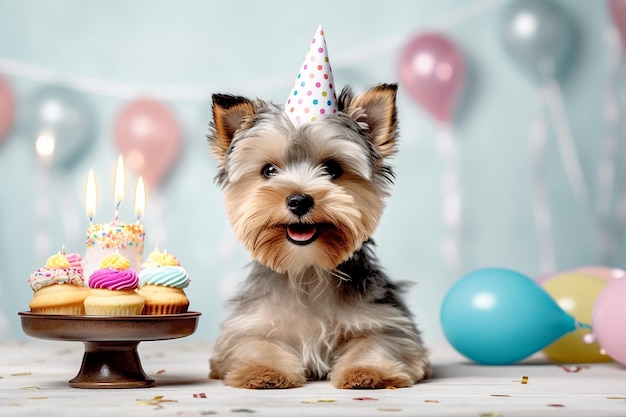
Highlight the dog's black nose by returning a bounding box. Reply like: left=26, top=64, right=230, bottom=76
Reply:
left=286, top=193, right=314, bottom=217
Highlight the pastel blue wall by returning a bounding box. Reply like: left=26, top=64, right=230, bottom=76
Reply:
left=0, top=0, right=621, bottom=342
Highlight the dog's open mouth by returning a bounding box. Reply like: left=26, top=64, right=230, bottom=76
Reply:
left=286, top=223, right=319, bottom=245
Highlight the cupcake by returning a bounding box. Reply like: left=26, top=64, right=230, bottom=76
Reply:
left=83, top=252, right=144, bottom=316
left=28, top=250, right=87, bottom=315
left=137, top=246, right=190, bottom=315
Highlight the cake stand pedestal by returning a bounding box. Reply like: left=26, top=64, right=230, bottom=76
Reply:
left=18, top=311, right=201, bottom=389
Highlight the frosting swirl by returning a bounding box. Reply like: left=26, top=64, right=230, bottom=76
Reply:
left=139, top=266, right=190, bottom=289
left=28, top=252, right=84, bottom=291
left=100, top=252, right=131, bottom=270
left=88, top=267, right=139, bottom=290
left=143, top=246, right=180, bottom=268
left=65, top=252, right=84, bottom=275
left=45, top=253, right=71, bottom=269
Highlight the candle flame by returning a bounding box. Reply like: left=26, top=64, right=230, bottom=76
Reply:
left=85, top=169, right=97, bottom=220
left=134, top=176, right=145, bottom=220
left=114, top=155, right=125, bottom=205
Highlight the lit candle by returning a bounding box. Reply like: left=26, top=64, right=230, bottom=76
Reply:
left=114, top=155, right=125, bottom=224
left=134, top=176, right=145, bottom=223
left=85, top=169, right=97, bottom=223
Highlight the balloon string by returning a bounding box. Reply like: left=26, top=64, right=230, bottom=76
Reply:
left=530, top=94, right=555, bottom=274
left=596, top=27, right=622, bottom=263
left=542, top=79, right=590, bottom=210
left=436, top=125, right=461, bottom=275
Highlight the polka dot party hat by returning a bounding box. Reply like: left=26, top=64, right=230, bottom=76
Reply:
left=285, top=24, right=338, bottom=126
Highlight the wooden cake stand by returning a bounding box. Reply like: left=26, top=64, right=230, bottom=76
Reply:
left=18, top=311, right=201, bottom=389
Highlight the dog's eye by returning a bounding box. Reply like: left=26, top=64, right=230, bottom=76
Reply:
left=322, top=159, right=343, bottom=179
left=261, top=164, right=278, bottom=179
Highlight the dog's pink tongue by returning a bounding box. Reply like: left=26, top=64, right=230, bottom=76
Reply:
left=287, top=225, right=316, bottom=242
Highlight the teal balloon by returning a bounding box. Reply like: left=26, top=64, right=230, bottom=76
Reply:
left=22, top=85, right=96, bottom=169
left=500, top=0, right=578, bottom=83
left=441, top=268, right=579, bottom=365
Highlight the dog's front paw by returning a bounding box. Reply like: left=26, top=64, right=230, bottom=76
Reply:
left=331, top=365, right=413, bottom=389
left=224, top=364, right=305, bottom=389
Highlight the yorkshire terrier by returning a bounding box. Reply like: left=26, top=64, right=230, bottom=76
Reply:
left=206, top=83, right=431, bottom=389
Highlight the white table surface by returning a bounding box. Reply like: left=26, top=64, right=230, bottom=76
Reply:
left=1, top=337, right=626, bottom=417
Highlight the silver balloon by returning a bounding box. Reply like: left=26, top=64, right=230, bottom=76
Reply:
left=22, top=85, right=96, bottom=169
left=500, top=0, right=578, bottom=83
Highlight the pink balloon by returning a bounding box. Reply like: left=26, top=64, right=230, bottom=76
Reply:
left=0, top=74, right=15, bottom=143
left=114, top=99, right=182, bottom=187
left=537, top=266, right=626, bottom=284
left=591, top=277, right=626, bottom=366
left=609, top=0, right=626, bottom=51
left=398, top=33, right=465, bottom=123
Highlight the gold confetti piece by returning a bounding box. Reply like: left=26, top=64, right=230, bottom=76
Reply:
left=607, top=397, right=626, bottom=400
left=521, top=376, right=529, bottom=384
left=353, top=397, right=378, bottom=401
left=155, top=369, right=166, bottom=375
left=490, top=394, right=511, bottom=397
left=27, top=396, right=48, bottom=400
left=548, top=404, right=565, bottom=407
left=377, top=408, right=402, bottom=412
left=385, top=385, right=398, bottom=390
left=21, top=386, right=41, bottom=390
left=301, top=399, right=336, bottom=404
left=231, top=409, right=255, bottom=413
left=479, top=413, right=501, bottom=417
left=136, top=396, right=178, bottom=410
left=11, top=372, right=32, bottom=376
left=424, top=399, right=439, bottom=403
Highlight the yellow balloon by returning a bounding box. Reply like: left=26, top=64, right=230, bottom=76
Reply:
left=541, top=273, right=611, bottom=363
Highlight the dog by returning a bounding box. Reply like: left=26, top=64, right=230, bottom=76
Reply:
left=206, top=83, right=431, bottom=389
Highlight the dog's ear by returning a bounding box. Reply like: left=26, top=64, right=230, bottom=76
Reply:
left=339, top=84, right=398, bottom=159
left=209, top=94, right=256, bottom=163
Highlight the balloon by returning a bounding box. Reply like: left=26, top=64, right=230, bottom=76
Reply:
left=499, top=0, right=577, bottom=83
left=441, top=268, right=582, bottom=365
left=541, top=273, right=610, bottom=363
left=569, top=266, right=626, bottom=282
left=398, top=32, right=465, bottom=123
left=114, top=99, right=181, bottom=188
left=0, top=74, right=15, bottom=143
left=591, top=278, right=626, bottom=366
left=22, top=85, right=96, bottom=169
left=609, top=0, right=626, bottom=51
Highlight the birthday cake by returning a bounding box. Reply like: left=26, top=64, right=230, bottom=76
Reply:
left=84, top=221, right=145, bottom=283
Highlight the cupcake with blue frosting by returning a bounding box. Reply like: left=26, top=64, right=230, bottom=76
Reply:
left=137, top=246, right=190, bottom=315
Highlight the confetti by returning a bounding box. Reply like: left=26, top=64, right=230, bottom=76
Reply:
left=560, top=365, right=589, bottom=373
left=606, top=397, right=626, bottom=400
left=490, top=394, right=511, bottom=397
left=155, top=369, right=166, bottom=375
left=11, top=372, right=32, bottom=376
left=21, top=386, right=41, bottom=390
left=424, top=400, right=439, bottom=403
left=385, top=386, right=398, bottom=390
left=547, top=404, right=565, bottom=407
left=231, top=409, right=255, bottom=413
left=301, top=399, right=336, bottom=404
left=193, top=393, right=207, bottom=399
left=136, top=395, right=178, bottom=410
left=521, top=376, right=529, bottom=384
left=353, top=397, right=378, bottom=401
left=377, top=407, right=402, bottom=412
left=27, top=396, right=48, bottom=400
left=479, top=413, right=501, bottom=417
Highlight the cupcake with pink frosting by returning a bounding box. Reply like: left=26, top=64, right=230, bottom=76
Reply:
left=83, top=252, right=144, bottom=316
